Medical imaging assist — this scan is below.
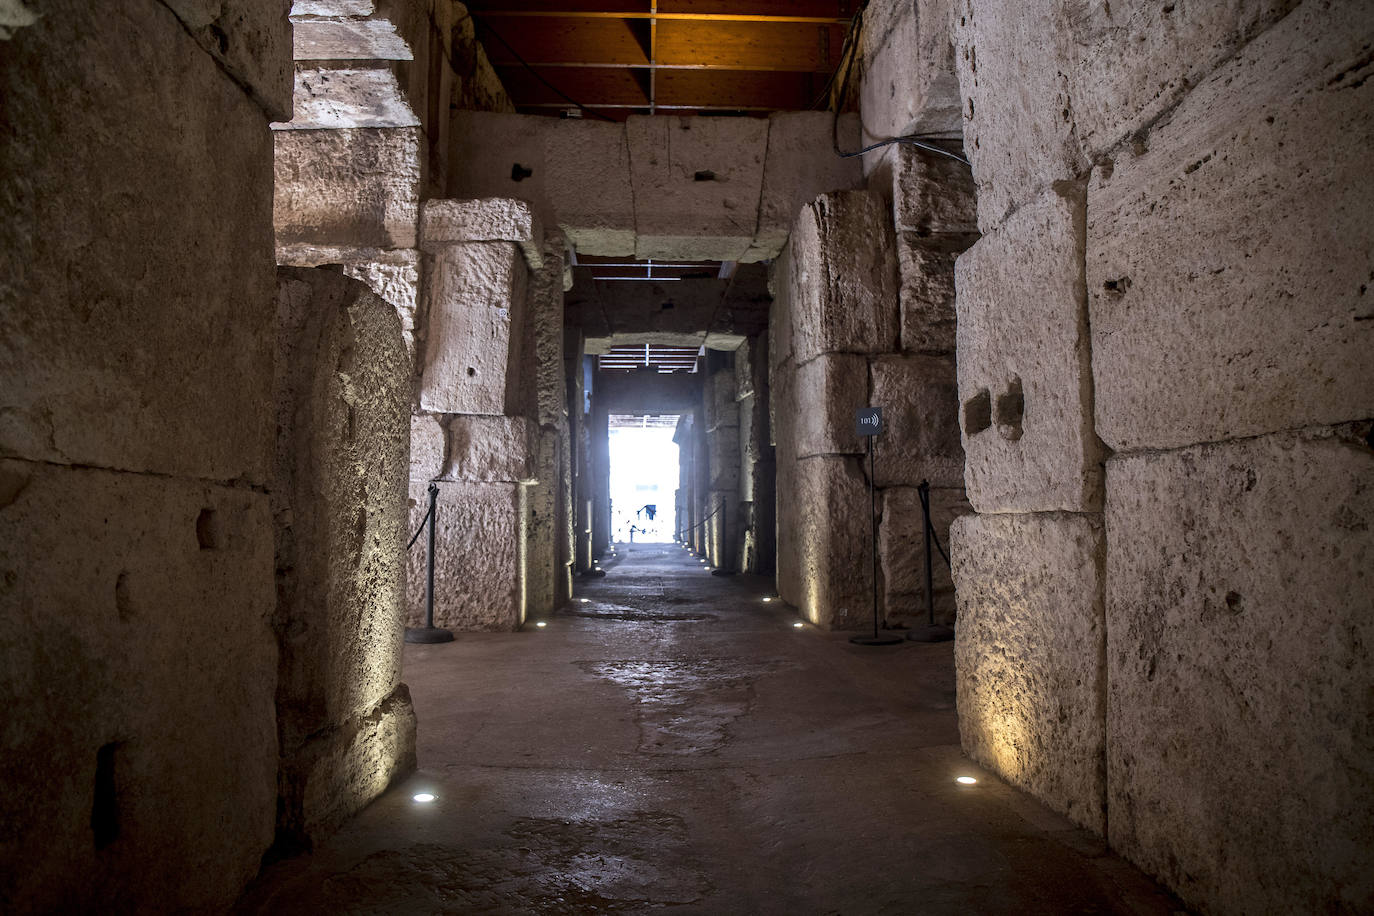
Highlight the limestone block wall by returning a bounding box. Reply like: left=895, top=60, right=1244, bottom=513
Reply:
left=0, top=2, right=289, bottom=911
left=947, top=0, right=1374, bottom=910
left=771, top=175, right=973, bottom=630
left=271, top=268, right=416, bottom=852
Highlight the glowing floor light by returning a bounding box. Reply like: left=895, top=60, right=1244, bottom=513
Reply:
left=535, top=621, right=547, bottom=628
left=580, top=598, right=590, bottom=603
left=956, top=776, right=978, bottom=785
left=413, top=793, right=436, bottom=803
left=762, top=597, right=773, bottom=603
left=793, top=622, right=804, bottom=629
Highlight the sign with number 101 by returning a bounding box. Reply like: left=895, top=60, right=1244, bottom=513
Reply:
left=855, top=407, right=883, bottom=437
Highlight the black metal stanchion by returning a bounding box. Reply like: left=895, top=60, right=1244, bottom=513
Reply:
left=908, top=479, right=954, bottom=643
left=407, top=482, right=454, bottom=644
left=852, top=410, right=903, bottom=646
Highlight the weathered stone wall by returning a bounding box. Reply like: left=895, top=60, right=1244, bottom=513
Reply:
left=946, top=0, right=1374, bottom=910
left=272, top=268, right=416, bottom=851
left=0, top=1, right=289, bottom=910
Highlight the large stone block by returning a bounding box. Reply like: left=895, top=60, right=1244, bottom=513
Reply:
left=705, top=367, right=739, bottom=432
left=528, top=234, right=568, bottom=429
left=1069, top=0, right=1300, bottom=160
left=409, top=414, right=445, bottom=482
left=166, top=0, right=294, bottom=121
left=951, top=511, right=1106, bottom=835
left=708, top=424, right=741, bottom=491
left=273, top=126, right=421, bottom=248
left=879, top=485, right=971, bottom=626
left=525, top=429, right=560, bottom=618
left=405, top=480, right=524, bottom=631
left=0, top=462, right=277, bottom=912
left=858, top=0, right=963, bottom=157
left=274, top=245, right=421, bottom=353
left=775, top=456, right=873, bottom=629
left=1104, top=425, right=1374, bottom=914
left=955, top=182, right=1102, bottom=513
left=444, top=415, right=537, bottom=484
left=951, top=0, right=1089, bottom=231
left=546, top=120, right=637, bottom=257
left=1087, top=0, right=1374, bottom=452
left=420, top=197, right=543, bottom=269
left=767, top=243, right=795, bottom=376
left=871, top=354, right=964, bottom=488
left=789, top=354, right=868, bottom=459
left=278, top=66, right=420, bottom=131
left=706, top=489, right=740, bottom=570
left=419, top=241, right=528, bottom=416
left=747, top=112, right=863, bottom=261
left=627, top=115, right=768, bottom=261
left=889, top=144, right=977, bottom=237
left=897, top=235, right=964, bottom=355
left=0, top=1, right=276, bottom=485
left=789, top=191, right=899, bottom=363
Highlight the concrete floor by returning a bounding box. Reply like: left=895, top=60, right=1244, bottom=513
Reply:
left=237, top=543, right=1183, bottom=915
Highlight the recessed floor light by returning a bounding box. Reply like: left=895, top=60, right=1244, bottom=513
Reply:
left=956, top=776, right=977, bottom=785
left=763, top=597, right=773, bottom=603
left=413, top=793, right=436, bottom=803
left=793, top=622, right=804, bottom=629
left=580, top=598, right=590, bottom=603
left=535, top=621, right=547, bottom=628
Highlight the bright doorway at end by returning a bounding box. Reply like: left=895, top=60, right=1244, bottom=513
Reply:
left=609, top=415, right=679, bottom=543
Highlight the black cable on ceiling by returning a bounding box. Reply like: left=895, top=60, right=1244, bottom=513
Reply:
left=473, top=17, right=619, bottom=123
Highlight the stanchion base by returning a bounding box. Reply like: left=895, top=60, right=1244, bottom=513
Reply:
left=850, top=633, right=905, bottom=646
left=405, top=627, right=455, bottom=644
left=906, top=624, right=954, bottom=643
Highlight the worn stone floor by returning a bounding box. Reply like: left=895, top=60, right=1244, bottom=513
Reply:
left=236, top=543, right=1183, bottom=915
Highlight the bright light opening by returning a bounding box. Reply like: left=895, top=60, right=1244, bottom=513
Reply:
left=608, top=416, right=679, bottom=543
left=413, top=792, right=436, bottom=803
left=956, top=776, right=977, bottom=785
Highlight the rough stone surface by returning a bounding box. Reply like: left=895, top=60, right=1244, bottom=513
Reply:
left=786, top=354, right=868, bottom=459
left=775, top=455, right=873, bottom=630
left=1104, top=425, right=1374, bottom=915
left=529, top=234, right=568, bottom=428
left=951, top=0, right=1089, bottom=232
left=705, top=367, right=739, bottom=432
left=708, top=425, right=741, bottom=491
left=789, top=191, right=900, bottom=363
left=628, top=115, right=768, bottom=262
left=951, top=511, right=1106, bottom=835
left=889, top=144, right=978, bottom=236
left=0, top=461, right=277, bottom=913
left=167, top=0, right=293, bottom=120
left=291, top=17, right=412, bottom=60
left=273, top=126, right=421, bottom=249
left=870, top=354, right=964, bottom=488
left=421, top=198, right=543, bottom=270
left=859, top=0, right=962, bottom=161
left=406, top=480, right=525, bottom=631
left=879, top=485, right=971, bottom=626
left=1087, top=0, right=1374, bottom=452
left=706, top=489, right=739, bottom=570
left=897, top=235, right=966, bottom=355
left=748, top=112, right=863, bottom=261
left=955, top=182, right=1102, bottom=513
left=276, top=67, right=420, bottom=130
left=0, top=1, right=276, bottom=485
left=525, top=429, right=560, bottom=618
left=444, top=415, right=537, bottom=484
left=1069, top=0, right=1300, bottom=160
left=419, top=241, right=528, bottom=416
left=410, top=414, right=445, bottom=482
left=275, top=245, right=422, bottom=361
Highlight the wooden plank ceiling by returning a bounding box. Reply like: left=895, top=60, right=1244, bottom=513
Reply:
left=465, top=0, right=855, bottom=119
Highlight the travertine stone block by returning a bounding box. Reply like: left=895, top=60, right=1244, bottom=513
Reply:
left=951, top=0, right=1089, bottom=232
left=628, top=115, right=768, bottom=261
left=791, top=354, right=868, bottom=459
left=0, top=462, right=276, bottom=912
left=951, top=511, right=1106, bottom=835
left=167, top=0, right=293, bottom=120
left=776, top=456, right=873, bottom=629
left=1087, top=0, right=1374, bottom=452
left=890, top=144, right=977, bottom=236
left=708, top=424, right=741, bottom=491
left=956, top=182, right=1102, bottom=513
left=405, top=480, right=524, bottom=631
left=420, top=198, right=544, bottom=269
left=858, top=0, right=962, bottom=154
left=291, top=17, right=412, bottom=61
left=409, top=414, right=445, bottom=481
left=273, top=126, right=421, bottom=248
left=748, top=112, right=863, bottom=261
left=419, top=241, right=528, bottom=416
left=0, top=2, right=276, bottom=485
left=525, top=429, right=560, bottom=618
left=707, top=489, right=739, bottom=569
left=279, top=67, right=420, bottom=131
left=546, top=121, right=637, bottom=257
left=870, top=354, right=964, bottom=488
left=897, top=236, right=966, bottom=354
left=1070, top=0, right=1300, bottom=160
left=879, top=486, right=971, bottom=626
left=706, top=367, right=739, bottom=432
left=789, top=192, right=899, bottom=363
left=444, top=415, right=537, bottom=483
left=529, top=234, right=568, bottom=428
left=1105, top=426, right=1374, bottom=915
left=274, top=245, right=420, bottom=332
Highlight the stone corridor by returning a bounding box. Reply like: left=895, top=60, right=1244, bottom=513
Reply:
left=236, top=544, right=1178, bottom=915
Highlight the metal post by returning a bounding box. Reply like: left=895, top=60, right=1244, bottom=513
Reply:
left=851, top=428, right=901, bottom=645
left=406, top=482, right=454, bottom=644
left=907, top=479, right=953, bottom=643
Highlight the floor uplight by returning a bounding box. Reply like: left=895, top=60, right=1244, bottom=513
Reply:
left=956, top=776, right=977, bottom=785
left=535, top=621, right=547, bottom=628
left=580, top=598, right=590, bottom=603
left=413, top=793, right=436, bottom=803
left=762, top=597, right=773, bottom=603
left=793, top=622, right=804, bottom=629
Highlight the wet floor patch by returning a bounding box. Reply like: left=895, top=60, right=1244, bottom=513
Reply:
left=562, top=601, right=715, bottom=623
left=303, top=812, right=711, bottom=914
left=584, top=658, right=776, bottom=756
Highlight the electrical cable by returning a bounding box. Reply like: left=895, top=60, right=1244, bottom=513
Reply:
left=473, top=18, right=618, bottom=122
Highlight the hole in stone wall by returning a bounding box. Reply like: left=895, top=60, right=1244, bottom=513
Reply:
left=92, top=742, right=121, bottom=850
left=196, top=508, right=220, bottom=550
left=1224, top=591, right=1245, bottom=614
left=208, top=23, right=229, bottom=54
left=115, top=571, right=133, bottom=622
left=693, top=170, right=716, bottom=182
left=1103, top=276, right=1132, bottom=296
left=510, top=163, right=533, bottom=182
left=466, top=366, right=477, bottom=377
left=995, top=376, right=1024, bottom=441
left=963, top=389, right=991, bottom=436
